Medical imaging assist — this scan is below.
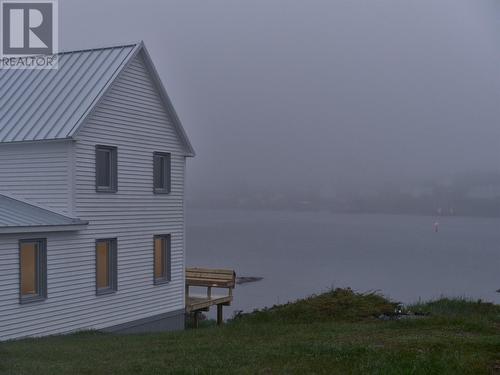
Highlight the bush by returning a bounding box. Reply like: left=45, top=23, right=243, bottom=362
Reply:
left=410, top=298, right=499, bottom=316
left=233, top=288, right=399, bottom=323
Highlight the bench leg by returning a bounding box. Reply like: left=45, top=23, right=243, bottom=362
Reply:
left=217, top=304, right=223, bottom=326
left=193, top=311, right=199, bottom=329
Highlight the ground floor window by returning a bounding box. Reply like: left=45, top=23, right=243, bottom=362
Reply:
left=19, top=239, right=47, bottom=303
left=154, top=234, right=171, bottom=284
left=96, top=238, right=117, bottom=295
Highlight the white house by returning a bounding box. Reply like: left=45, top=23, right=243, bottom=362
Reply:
left=0, top=41, right=195, bottom=341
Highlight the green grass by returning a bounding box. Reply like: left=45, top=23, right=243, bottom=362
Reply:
left=1, top=288, right=500, bottom=374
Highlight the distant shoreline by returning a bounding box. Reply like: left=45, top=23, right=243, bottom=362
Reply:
left=187, top=206, right=500, bottom=220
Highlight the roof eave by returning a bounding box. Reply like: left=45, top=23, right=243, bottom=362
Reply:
left=0, top=137, right=74, bottom=146
left=0, top=223, right=88, bottom=234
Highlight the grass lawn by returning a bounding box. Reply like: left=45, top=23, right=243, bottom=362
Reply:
left=1, top=289, right=499, bottom=374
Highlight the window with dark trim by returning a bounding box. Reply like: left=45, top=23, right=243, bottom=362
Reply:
left=153, top=152, right=171, bottom=194
left=96, top=238, right=117, bottom=295
left=153, top=234, right=171, bottom=284
left=96, top=145, right=117, bottom=192
left=19, top=239, right=47, bottom=304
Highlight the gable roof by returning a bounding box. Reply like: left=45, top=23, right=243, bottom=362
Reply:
left=0, top=193, right=88, bottom=234
left=0, top=41, right=195, bottom=156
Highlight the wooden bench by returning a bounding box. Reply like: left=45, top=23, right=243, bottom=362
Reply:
left=185, top=267, right=236, bottom=327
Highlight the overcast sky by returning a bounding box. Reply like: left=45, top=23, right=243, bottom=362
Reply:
left=61, top=0, right=500, bottom=195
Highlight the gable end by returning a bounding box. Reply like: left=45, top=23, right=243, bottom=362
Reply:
left=72, top=42, right=195, bottom=157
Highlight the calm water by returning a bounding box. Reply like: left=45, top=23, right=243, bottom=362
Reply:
left=186, top=209, right=500, bottom=317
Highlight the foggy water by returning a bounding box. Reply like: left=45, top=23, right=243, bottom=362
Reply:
left=186, top=209, right=500, bottom=317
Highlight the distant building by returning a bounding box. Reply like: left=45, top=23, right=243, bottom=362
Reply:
left=466, top=185, right=500, bottom=199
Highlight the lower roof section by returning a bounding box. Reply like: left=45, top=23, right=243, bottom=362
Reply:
left=0, top=194, right=88, bottom=234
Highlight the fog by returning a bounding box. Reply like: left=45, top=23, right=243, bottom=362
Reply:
left=62, top=0, right=500, bottom=200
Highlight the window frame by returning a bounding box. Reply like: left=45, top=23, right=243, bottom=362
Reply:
left=153, top=234, right=171, bottom=285
left=19, top=238, right=47, bottom=304
left=95, top=145, right=118, bottom=193
left=153, top=152, right=171, bottom=194
left=95, top=238, right=118, bottom=296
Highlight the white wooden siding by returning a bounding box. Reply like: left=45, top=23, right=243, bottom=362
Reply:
left=0, top=53, right=187, bottom=340
left=0, top=141, right=72, bottom=213
left=0, top=231, right=185, bottom=340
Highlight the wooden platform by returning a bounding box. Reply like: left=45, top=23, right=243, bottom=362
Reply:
left=186, top=295, right=233, bottom=313
left=185, top=267, right=236, bottom=327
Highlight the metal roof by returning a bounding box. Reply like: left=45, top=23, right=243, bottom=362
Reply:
left=0, top=43, right=136, bottom=143
left=0, top=194, right=88, bottom=234
left=0, top=41, right=195, bottom=156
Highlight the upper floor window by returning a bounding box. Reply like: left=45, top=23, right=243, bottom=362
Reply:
left=96, top=145, right=117, bottom=192
left=154, top=234, right=171, bottom=284
left=153, top=152, right=171, bottom=194
left=19, top=239, right=47, bottom=304
left=96, top=238, right=118, bottom=295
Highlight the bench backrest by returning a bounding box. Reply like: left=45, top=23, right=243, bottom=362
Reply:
left=186, top=267, right=236, bottom=288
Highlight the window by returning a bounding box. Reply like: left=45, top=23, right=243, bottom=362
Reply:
left=95, top=238, right=117, bottom=295
left=153, top=235, right=171, bottom=284
left=96, top=145, right=117, bottom=192
left=153, top=152, right=171, bottom=194
left=19, top=239, right=47, bottom=303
